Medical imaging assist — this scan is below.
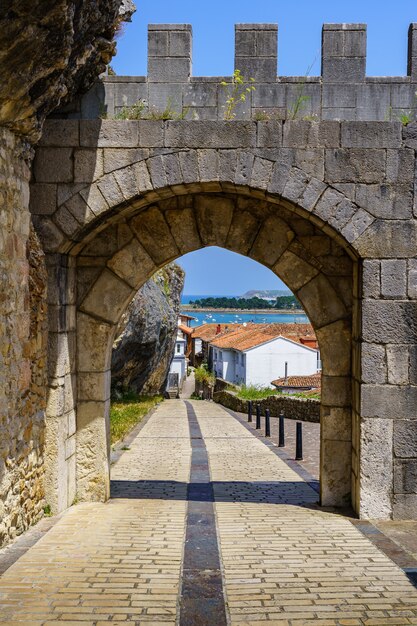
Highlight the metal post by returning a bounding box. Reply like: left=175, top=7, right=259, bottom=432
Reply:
left=278, top=411, right=285, bottom=447
left=248, top=400, right=252, bottom=422
left=256, top=403, right=261, bottom=429
left=295, top=422, right=303, bottom=460
left=265, top=408, right=271, bottom=437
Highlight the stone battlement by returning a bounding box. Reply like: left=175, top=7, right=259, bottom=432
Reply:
left=57, top=23, right=417, bottom=123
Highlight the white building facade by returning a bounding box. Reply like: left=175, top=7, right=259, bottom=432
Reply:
left=212, top=336, right=320, bottom=388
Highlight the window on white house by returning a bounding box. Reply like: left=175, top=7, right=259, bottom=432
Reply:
left=177, top=344, right=181, bottom=354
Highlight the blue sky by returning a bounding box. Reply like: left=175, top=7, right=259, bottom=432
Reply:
left=113, top=1, right=417, bottom=294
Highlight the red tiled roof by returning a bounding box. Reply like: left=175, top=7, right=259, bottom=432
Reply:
left=210, top=323, right=315, bottom=351
left=192, top=323, right=245, bottom=341
left=178, top=324, right=193, bottom=335
left=271, top=373, right=322, bottom=389
left=179, top=313, right=196, bottom=320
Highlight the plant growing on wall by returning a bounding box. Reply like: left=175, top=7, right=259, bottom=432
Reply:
left=221, top=70, right=256, bottom=120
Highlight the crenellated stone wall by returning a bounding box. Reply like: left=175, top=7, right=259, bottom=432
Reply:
left=0, top=130, right=48, bottom=548
left=59, top=23, right=417, bottom=123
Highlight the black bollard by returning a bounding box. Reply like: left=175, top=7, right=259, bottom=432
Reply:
left=256, top=403, right=261, bottom=429
left=265, top=408, right=271, bottom=437
left=278, top=412, right=285, bottom=447
left=248, top=400, right=252, bottom=423
left=295, top=422, right=303, bottom=460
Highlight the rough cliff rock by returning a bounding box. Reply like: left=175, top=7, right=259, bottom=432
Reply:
left=0, top=0, right=134, bottom=141
left=111, top=263, right=185, bottom=396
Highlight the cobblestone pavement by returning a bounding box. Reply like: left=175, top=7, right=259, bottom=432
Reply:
left=1, top=400, right=417, bottom=625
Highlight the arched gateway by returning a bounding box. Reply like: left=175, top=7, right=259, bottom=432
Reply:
left=28, top=22, right=417, bottom=521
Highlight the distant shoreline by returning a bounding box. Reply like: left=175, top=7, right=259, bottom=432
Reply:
left=181, top=306, right=305, bottom=315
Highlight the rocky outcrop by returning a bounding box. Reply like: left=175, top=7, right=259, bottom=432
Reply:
left=111, top=264, right=185, bottom=396
left=0, top=0, right=134, bottom=141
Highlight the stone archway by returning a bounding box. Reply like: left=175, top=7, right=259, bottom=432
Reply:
left=32, top=118, right=415, bottom=521
left=65, top=188, right=357, bottom=517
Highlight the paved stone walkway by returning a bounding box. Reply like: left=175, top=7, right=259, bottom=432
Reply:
left=1, top=400, right=417, bottom=625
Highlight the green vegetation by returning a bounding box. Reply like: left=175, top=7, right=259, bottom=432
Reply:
left=188, top=295, right=300, bottom=310
left=43, top=504, right=52, bottom=517
left=112, top=98, right=189, bottom=121
left=236, top=385, right=280, bottom=401
left=221, top=70, right=256, bottom=120
left=110, top=392, right=162, bottom=444
left=194, top=364, right=216, bottom=386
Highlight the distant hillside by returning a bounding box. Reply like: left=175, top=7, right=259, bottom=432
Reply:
left=240, top=289, right=291, bottom=300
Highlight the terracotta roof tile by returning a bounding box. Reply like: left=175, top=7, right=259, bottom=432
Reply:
left=191, top=323, right=245, bottom=341
left=178, top=324, right=193, bottom=335
left=271, top=373, right=322, bottom=389
left=210, top=323, right=316, bottom=351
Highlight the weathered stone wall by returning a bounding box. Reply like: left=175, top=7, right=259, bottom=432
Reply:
left=213, top=390, right=320, bottom=423
left=0, top=130, right=47, bottom=548
left=60, top=23, right=417, bottom=123
left=112, top=263, right=185, bottom=395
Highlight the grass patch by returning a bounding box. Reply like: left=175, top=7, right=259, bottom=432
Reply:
left=110, top=392, right=163, bottom=444
left=236, top=385, right=280, bottom=401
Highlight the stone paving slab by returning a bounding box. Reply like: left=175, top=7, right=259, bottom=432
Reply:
left=1, top=399, right=417, bottom=625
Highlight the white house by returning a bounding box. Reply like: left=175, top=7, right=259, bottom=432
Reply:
left=167, top=331, right=187, bottom=393
left=210, top=324, right=320, bottom=388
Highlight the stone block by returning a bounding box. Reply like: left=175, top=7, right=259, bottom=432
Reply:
left=235, top=29, right=256, bottom=57
left=107, top=238, right=156, bottom=289
left=132, top=160, right=153, bottom=194
left=32, top=215, right=65, bottom=253
left=252, top=83, right=286, bottom=108
left=298, top=178, right=327, bottom=211
left=39, top=120, right=79, bottom=147
left=356, top=83, right=391, bottom=121
left=322, top=84, right=357, bottom=108
left=29, top=183, right=57, bottom=215
left=250, top=156, right=273, bottom=189
left=393, top=494, right=417, bottom=520
left=137, top=121, right=164, bottom=148
left=218, top=150, right=238, bottom=183
left=165, top=121, right=256, bottom=148
left=198, top=149, right=219, bottom=182
left=80, top=120, right=138, bottom=148
left=162, top=152, right=182, bottom=186
left=164, top=207, right=201, bottom=254
left=130, top=206, right=179, bottom=265
left=361, top=343, right=386, bottom=384
left=235, top=57, right=277, bottom=82
left=387, top=345, right=409, bottom=385
left=235, top=151, right=255, bottom=186
left=355, top=220, right=417, bottom=258
left=360, top=417, right=393, bottom=519
left=394, top=419, right=417, bottom=457
left=256, top=121, right=283, bottom=148
left=178, top=150, right=199, bottom=184
left=169, top=30, right=192, bottom=57
left=273, top=249, right=319, bottom=292
left=381, top=259, right=407, bottom=298
left=362, top=300, right=417, bottom=343
left=341, top=121, right=402, bottom=148
left=283, top=121, right=340, bottom=148
left=386, top=149, right=415, bottom=184
left=74, top=149, right=103, bottom=183
left=80, top=268, right=133, bottom=324
left=225, top=210, right=260, bottom=255
left=183, top=83, right=217, bottom=107
left=320, top=375, right=351, bottom=408
left=250, top=215, right=294, bottom=267
left=298, top=274, right=347, bottom=328
left=103, top=148, right=148, bottom=174
left=402, top=122, right=417, bottom=149
left=146, top=155, right=167, bottom=189
left=195, top=195, right=234, bottom=246
left=320, top=439, right=351, bottom=507
left=361, top=384, right=417, bottom=419
left=408, top=23, right=417, bottom=81
left=113, top=81, right=148, bottom=108
left=97, top=172, right=124, bottom=208
left=315, top=319, right=351, bottom=377
left=47, top=332, right=72, bottom=379
left=341, top=208, right=374, bottom=244
left=321, top=406, right=352, bottom=441
left=78, top=371, right=111, bottom=403
left=407, top=259, right=417, bottom=298
left=355, top=183, right=413, bottom=219
left=33, top=148, right=73, bottom=183
left=148, top=29, right=169, bottom=57
left=53, top=205, right=79, bottom=238
left=77, top=313, right=114, bottom=371
left=148, top=83, right=183, bottom=113
left=325, top=149, right=386, bottom=183
left=322, top=58, right=366, bottom=83
left=148, top=58, right=191, bottom=82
